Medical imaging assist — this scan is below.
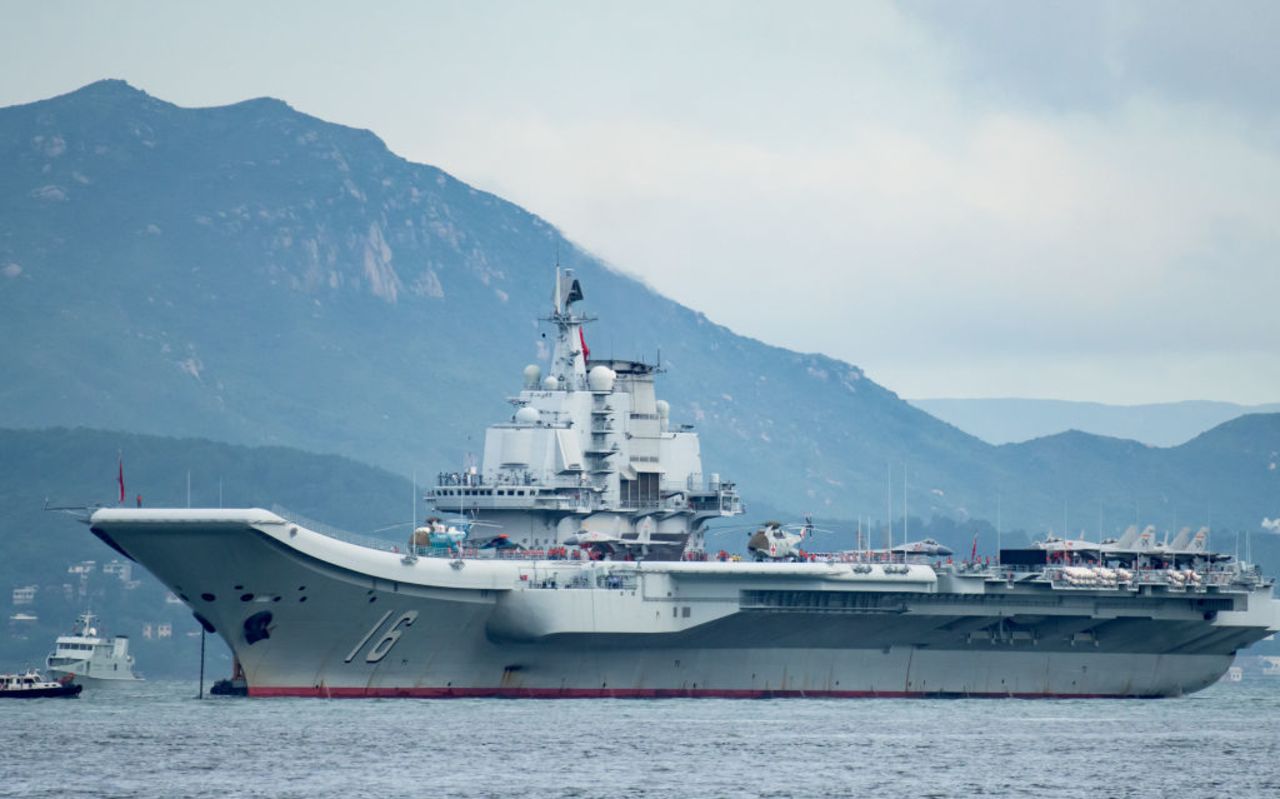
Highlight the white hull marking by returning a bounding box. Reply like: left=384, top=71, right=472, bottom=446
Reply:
left=365, top=611, right=418, bottom=663
left=344, top=610, right=393, bottom=663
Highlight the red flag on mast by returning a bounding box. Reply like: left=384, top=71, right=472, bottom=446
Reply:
left=117, top=453, right=125, bottom=504
left=578, top=327, right=590, bottom=361
left=970, top=532, right=979, bottom=562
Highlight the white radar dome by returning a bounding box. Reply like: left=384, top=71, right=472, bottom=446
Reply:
left=515, top=406, right=540, bottom=424
left=655, top=400, right=670, bottom=418
left=587, top=365, right=617, bottom=392
left=542, top=376, right=560, bottom=391
left=522, top=364, right=542, bottom=389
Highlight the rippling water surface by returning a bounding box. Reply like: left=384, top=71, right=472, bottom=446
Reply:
left=4, top=680, right=1279, bottom=798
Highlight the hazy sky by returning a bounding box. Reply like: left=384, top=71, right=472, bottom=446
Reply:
left=3, top=1, right=1278, bottom=403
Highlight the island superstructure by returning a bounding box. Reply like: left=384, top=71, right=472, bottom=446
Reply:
left=86, top=269, right=1280, bottom=698
left=426, top=269, right=742, bottom=558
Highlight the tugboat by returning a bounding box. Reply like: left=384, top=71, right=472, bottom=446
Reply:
left=0, top=669, right=82, bottom=698
left=46, top=612, right=142, bottom=682
left=209, top=658, right=248, bottom=696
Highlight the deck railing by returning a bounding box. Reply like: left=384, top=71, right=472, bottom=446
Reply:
left=269, top=505, right=404, bottom=553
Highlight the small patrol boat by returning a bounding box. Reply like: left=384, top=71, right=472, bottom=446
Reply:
left=46, top=611, right=142, bottom=682
left=0, top=669, right=82, bottom=698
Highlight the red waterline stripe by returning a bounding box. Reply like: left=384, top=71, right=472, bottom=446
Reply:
left=249, top=686, right=1151, bottom=700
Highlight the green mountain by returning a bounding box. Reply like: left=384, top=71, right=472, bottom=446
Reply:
left=1, top=80, right=1277, bottom=537
left=995, top=415, right=1280, bottom=534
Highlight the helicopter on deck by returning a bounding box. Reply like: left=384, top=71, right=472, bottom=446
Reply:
left=746, top=517, right=821, bottom=561
left=409, top=516, right=500, bottom=553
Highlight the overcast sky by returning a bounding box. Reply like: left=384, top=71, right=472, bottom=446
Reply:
left=4, top=1, right=1278, bottom=404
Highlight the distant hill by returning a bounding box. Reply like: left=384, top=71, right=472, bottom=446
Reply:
left=911, top=398, right=1280, bottom=447
left=1, top=81, right=1278, bottom=537
left=993, top=414, right=1280, bottom=535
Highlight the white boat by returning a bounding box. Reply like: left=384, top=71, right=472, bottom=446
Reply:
left=45, top=612, right=142, bottom=682
left=0, top=669, right=82, bottom=698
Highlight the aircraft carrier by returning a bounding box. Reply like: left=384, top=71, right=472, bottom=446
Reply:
left=89, top=270, right=1280, bottom=698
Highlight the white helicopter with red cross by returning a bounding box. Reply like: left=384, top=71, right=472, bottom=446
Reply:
left=746, top=516, right=821, bottom=561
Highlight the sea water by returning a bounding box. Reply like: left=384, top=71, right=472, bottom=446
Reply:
left=4, top=680, right=1279, bottom=798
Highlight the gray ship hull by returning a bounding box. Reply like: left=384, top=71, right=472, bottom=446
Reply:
left=90, top=509, right=1278, bottom=699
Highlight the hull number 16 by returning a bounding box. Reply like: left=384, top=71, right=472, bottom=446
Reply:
left=345, top=610, right=419, bottom=664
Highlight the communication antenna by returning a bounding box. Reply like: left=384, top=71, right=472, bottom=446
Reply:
left=996, top=492, right=1002, bottom=560
left=885, top=463, right=892, bottom=551
left=1207, top=503, right=1212, bottom=551
left=902, top=460, right=908, bottom=548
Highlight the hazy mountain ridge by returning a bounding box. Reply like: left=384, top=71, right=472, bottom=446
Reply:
left=912, top=397, right=1280, bottom=447
left=1, top=80, right=1277, bottom=534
